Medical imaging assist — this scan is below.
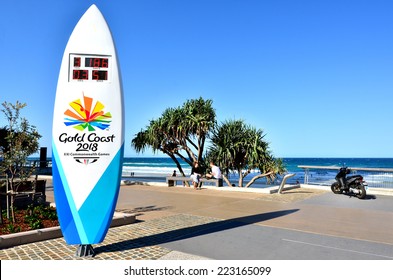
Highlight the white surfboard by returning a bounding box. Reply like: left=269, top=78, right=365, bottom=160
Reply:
left=52, top=4, right=124, bottom=245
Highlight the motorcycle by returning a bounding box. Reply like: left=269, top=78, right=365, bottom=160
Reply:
left=331, top=167, right=367, bottom=199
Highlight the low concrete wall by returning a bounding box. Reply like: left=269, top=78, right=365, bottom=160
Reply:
left=0, top=212, right=136, bottom=249
left=300, top=184, right=393, bottom=196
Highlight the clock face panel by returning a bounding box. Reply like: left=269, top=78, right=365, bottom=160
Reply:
left=69, top=54, right=111, bottom=82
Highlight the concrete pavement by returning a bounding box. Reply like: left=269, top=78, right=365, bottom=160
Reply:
left=1, top=183, right=392, bottom=259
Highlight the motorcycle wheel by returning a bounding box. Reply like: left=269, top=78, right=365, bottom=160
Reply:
left=355, top=184, right=366, bottom=199
left=331, top=182, right=343, bottom=194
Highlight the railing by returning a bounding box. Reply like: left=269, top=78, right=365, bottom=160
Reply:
left=26, top=159, right=52, bottom=167
left=17, top=161, right=393, bottom=190
left=298, top=165, right=393, bottom=189
left=25, top=159, right=53, bottom=175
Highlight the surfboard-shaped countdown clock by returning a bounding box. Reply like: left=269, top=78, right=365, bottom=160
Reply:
left=52, top=4, right=124, bottom=253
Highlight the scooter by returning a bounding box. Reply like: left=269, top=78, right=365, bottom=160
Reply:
left=331, top=167, right=367, bottom=199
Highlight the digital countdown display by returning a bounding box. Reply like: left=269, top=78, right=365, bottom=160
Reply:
left=69, top=54, right=111, bottom=82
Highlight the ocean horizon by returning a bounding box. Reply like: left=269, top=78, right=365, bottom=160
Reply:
left=30, top=156, right=393, bottom=188
left=122, top=157, right=393, bottom=174
left=120, top=157, right=393, bottom=188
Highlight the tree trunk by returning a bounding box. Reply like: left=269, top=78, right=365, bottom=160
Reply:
left=166, top=151, right=190, bottom=187
left=10, top=196, right=15, bottom=223
left=8, top=178, right=16, bottom=223
left=245, top=171, right=274, bottom=188
left=238, top=168, right=244, bottom=187
left=168, top=153, right=185, bottom=175
left=222, top=174, right=232, bottom=187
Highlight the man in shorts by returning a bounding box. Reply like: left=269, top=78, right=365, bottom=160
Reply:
left=206, top=161, right=222, bottom=180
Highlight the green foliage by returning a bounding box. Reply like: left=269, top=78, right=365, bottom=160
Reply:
left=131, top=97, right=216, bottom=175
left=1, top=206, right=22, bottom=233
left=24, top=215, right=43, bottom=230
left=0, top=101, right=41, bottom=179
left=131, top=97, right=285, bottom=187
left=0, top=101, right=41, bottom=223
left=207, top=119, right=286, bottom=187
left=27, top=204, right=58, bottom=220
left=5, top=223, right=21, bottom=233
left=36, top=204, right=58, bottom=220
left=25, top=204, right=57, bottom=230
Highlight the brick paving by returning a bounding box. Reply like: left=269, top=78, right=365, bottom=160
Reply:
left=0, top=214, right=221, bottom=260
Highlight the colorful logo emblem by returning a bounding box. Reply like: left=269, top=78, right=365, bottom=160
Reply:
left=74, top=157, right=99, bottom=165
left=64, top=94, right=112, bottom=131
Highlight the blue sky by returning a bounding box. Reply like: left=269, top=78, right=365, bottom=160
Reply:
left=1, top=0, right=392, bottom=158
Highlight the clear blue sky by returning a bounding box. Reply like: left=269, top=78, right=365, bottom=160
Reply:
left=1, top=0, right=392, bottom=158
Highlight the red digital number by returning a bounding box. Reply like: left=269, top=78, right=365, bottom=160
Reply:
left=92, top=70, right=99, bottom=80
left=93, top=58, right=100, bottom=68
left=92, top=70, right=108, bottom=80
left=85, top=57, right=109, bottom=68
left=102, top=59, right=108, bottom=68
left=73, top=70, right=88, bottom=80
left=74, top=57, right=81, bottom=67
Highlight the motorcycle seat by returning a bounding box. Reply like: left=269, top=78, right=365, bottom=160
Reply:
left=347, top=175, right=362, bottom=180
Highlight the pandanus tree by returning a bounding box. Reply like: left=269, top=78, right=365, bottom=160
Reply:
left=131, top=97, right=216, bottom=176
left=207, top=119, right=285, bottom=188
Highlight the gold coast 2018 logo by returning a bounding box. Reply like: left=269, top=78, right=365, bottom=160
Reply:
left=64, top=93, right=111, bottom=131
left=61, top=93, right=115, bottom=165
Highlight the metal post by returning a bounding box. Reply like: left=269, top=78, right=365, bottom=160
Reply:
left=39, top=147, right=47, bottom=169
left=304, top=168, right=309, bottom=184
left=6, top=174, right=9, bottom=219
left=75, top=244, right=95, bottom=257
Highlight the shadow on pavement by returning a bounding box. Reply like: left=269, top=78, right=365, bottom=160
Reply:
left=116, top=205, right=174, bottom=216
left=341, top=193, right=377, bottom=200
left=95, top=209, right=299, bottom=256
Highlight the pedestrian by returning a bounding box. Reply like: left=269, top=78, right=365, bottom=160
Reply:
left=190, top=161, right=202, bottom=189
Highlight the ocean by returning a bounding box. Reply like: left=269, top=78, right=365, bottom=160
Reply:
left=29, top=156, right=393, bottom=188
left=122, top=157, right=393, bottom=188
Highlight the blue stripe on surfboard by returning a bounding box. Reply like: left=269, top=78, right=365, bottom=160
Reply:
left=78, top=144, right=124, bottom=243
left=52, top=142, right=124, bottom=244
left=52, top=143, right=84, bottom=244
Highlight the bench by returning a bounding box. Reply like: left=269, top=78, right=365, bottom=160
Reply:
left=277, top=173, right=296, bottom=194
left=166, top=176, right=223, bottom=188
left=0, top=179, right=47, bottom=206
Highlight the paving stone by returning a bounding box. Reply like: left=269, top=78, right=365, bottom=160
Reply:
left=0, top=214, right=220, bottom=260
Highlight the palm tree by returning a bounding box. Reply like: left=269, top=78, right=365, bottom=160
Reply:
left=207, top=119, right=285, bottom=187
left=131, top=97, right=216, bottom=176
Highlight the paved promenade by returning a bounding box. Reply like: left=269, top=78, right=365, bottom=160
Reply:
left=1, top=183, right=393, bottom=260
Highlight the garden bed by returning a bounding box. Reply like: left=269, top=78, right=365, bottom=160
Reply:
left=0, top=204, right=59, bottom=235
